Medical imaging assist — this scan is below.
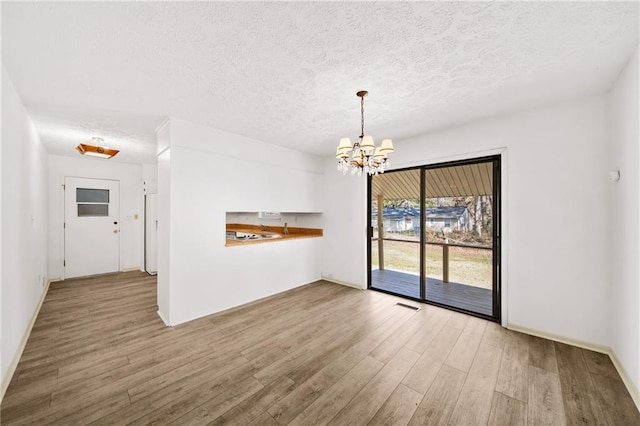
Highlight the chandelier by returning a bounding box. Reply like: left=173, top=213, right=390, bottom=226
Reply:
left=336, top=90, right=394, bottom=176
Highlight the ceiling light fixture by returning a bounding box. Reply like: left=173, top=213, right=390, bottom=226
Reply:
left=336, top=90, right=394, bottom=176
left=76, top=137, right=119, bottom=159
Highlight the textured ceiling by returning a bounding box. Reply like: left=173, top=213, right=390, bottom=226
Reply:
left=2, top=2, right=638, bottom=164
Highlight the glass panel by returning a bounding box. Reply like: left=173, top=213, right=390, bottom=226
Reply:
left=425, top=243, right=443, bottom=281
left=424, top=161, right=494, bottom=316
left=370, top=169, right=421, bottom=299
left=77, top=188, right=109, bottom=203
left=78, top=204, right=108, bottom=217
left=448, top=246, right=492, bottom=289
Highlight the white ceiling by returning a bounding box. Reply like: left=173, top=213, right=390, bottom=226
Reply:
left=2, top=2, right=638, bottom=164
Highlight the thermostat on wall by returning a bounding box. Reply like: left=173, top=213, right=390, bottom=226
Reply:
left=258, top=211, right=281, bottom=219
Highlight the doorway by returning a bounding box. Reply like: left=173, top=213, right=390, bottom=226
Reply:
left=368, top=156, right=501, bottom=321
left=64, top=177, right=120, bottom=278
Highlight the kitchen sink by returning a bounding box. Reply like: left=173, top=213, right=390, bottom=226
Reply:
left=259, top=233, right=282, bottom=239
left=227, top=231, right=282, bottom=241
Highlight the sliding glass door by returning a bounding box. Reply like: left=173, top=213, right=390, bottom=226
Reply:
left=368, top=156, right=501, bottom=321
left=370, top=168, right=422, bottom=299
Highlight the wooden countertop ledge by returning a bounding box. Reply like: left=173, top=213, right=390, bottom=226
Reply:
left=225, top=223, right=323, bottom=246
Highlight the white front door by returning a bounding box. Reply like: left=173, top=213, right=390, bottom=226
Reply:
left=64, top=177, right=120, bottom=278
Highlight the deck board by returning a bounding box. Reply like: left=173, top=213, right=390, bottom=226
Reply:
left=371, top=269, right=493, bottom=316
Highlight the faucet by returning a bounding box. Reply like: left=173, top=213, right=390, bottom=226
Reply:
left=283, top=222, right=289, bottom=235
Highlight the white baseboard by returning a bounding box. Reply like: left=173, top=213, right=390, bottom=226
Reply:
left=320, top=275, right=363, bottom=290
left=1, top=279, right=51, bottom=402
left=608, top=348, right=640, bottom=410
left=508, top=323, right=639, bottom=411
left=507, top=323, right=610, bottom=353
left=156, top=310, right=171, bottom=327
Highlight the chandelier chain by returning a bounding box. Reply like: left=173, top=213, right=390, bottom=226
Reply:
left=360, top=95, right=365, bottom=139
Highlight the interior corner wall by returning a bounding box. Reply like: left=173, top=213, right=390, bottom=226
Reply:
left=321, top=94, right=612, bottom=348
left=608, top=45, right=639, bottom=396
left=47, top=155, right=144, bottom=281
left=158, top=118, right=324, bottom=326
left=320, top=159, right=368, bottom=288
left=1, top=68, right=49, bottom=393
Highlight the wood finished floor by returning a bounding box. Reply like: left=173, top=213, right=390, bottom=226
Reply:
left=2, top=271, right=638, bottom=425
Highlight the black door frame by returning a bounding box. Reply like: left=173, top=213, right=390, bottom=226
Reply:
left=367, top=154, right=502, bottom=322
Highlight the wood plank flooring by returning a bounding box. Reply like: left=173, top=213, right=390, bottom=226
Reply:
left=2, top=271, right=638, bottom=425
left=371, top=269, right=493, bottom=316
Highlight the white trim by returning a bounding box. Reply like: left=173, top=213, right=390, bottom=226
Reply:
left=609, top=349, right=640, bottom=410
left=508, top=323, right=609, bottom=353
left=60, top=179, right=66, bottom=280
left=498, top=149, right=509, bottom=328
left=154, top=116, right=171, bottom=134
left=321, top=275, right=364, bottom=290
left=508, top=323, right=639, bottom=410
left=122, top=267, right=142, bottom=273
left=156, top=310, right=171, bottom=327
left=156, top=146, right=170, bottom=157
left=1, top=280, right=51, bottom=402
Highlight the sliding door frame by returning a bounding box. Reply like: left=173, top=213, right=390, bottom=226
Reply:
left=367, top=154, right=502, bottom=322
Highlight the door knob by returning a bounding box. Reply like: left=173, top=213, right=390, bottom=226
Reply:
left=113, top=230, right=119, bottom=234
left=113, top=221, right=118, bottom=225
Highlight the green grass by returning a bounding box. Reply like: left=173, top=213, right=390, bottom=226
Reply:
left=371, top=240, right=492, bottom=289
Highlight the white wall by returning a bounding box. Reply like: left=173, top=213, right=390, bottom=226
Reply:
left=157, top=119, right=324, bottom=325
left=0, top=67, right=3, bottom=399
left=142, top=162, right=158, bottom=274
left=156, top=122, right=171, bottom=323
left=609, top=46, right=639, bottom=399
left=1, top=68, right=49, bottom=393
left=322, top=94, right=612, bottom=347
left=142, top=163, right=158, bottom=194
left=226, top=212, right=323, bottom=229
left=320, top=164, right=368, bottom=288
left=48, top=155, right=143, bottom=280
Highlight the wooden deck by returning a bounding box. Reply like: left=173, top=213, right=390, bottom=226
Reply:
left=371, top=269, right=493, bottom=316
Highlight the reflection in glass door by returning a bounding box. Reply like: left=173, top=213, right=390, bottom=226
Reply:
left=368, top=156, right=500, bottom=321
